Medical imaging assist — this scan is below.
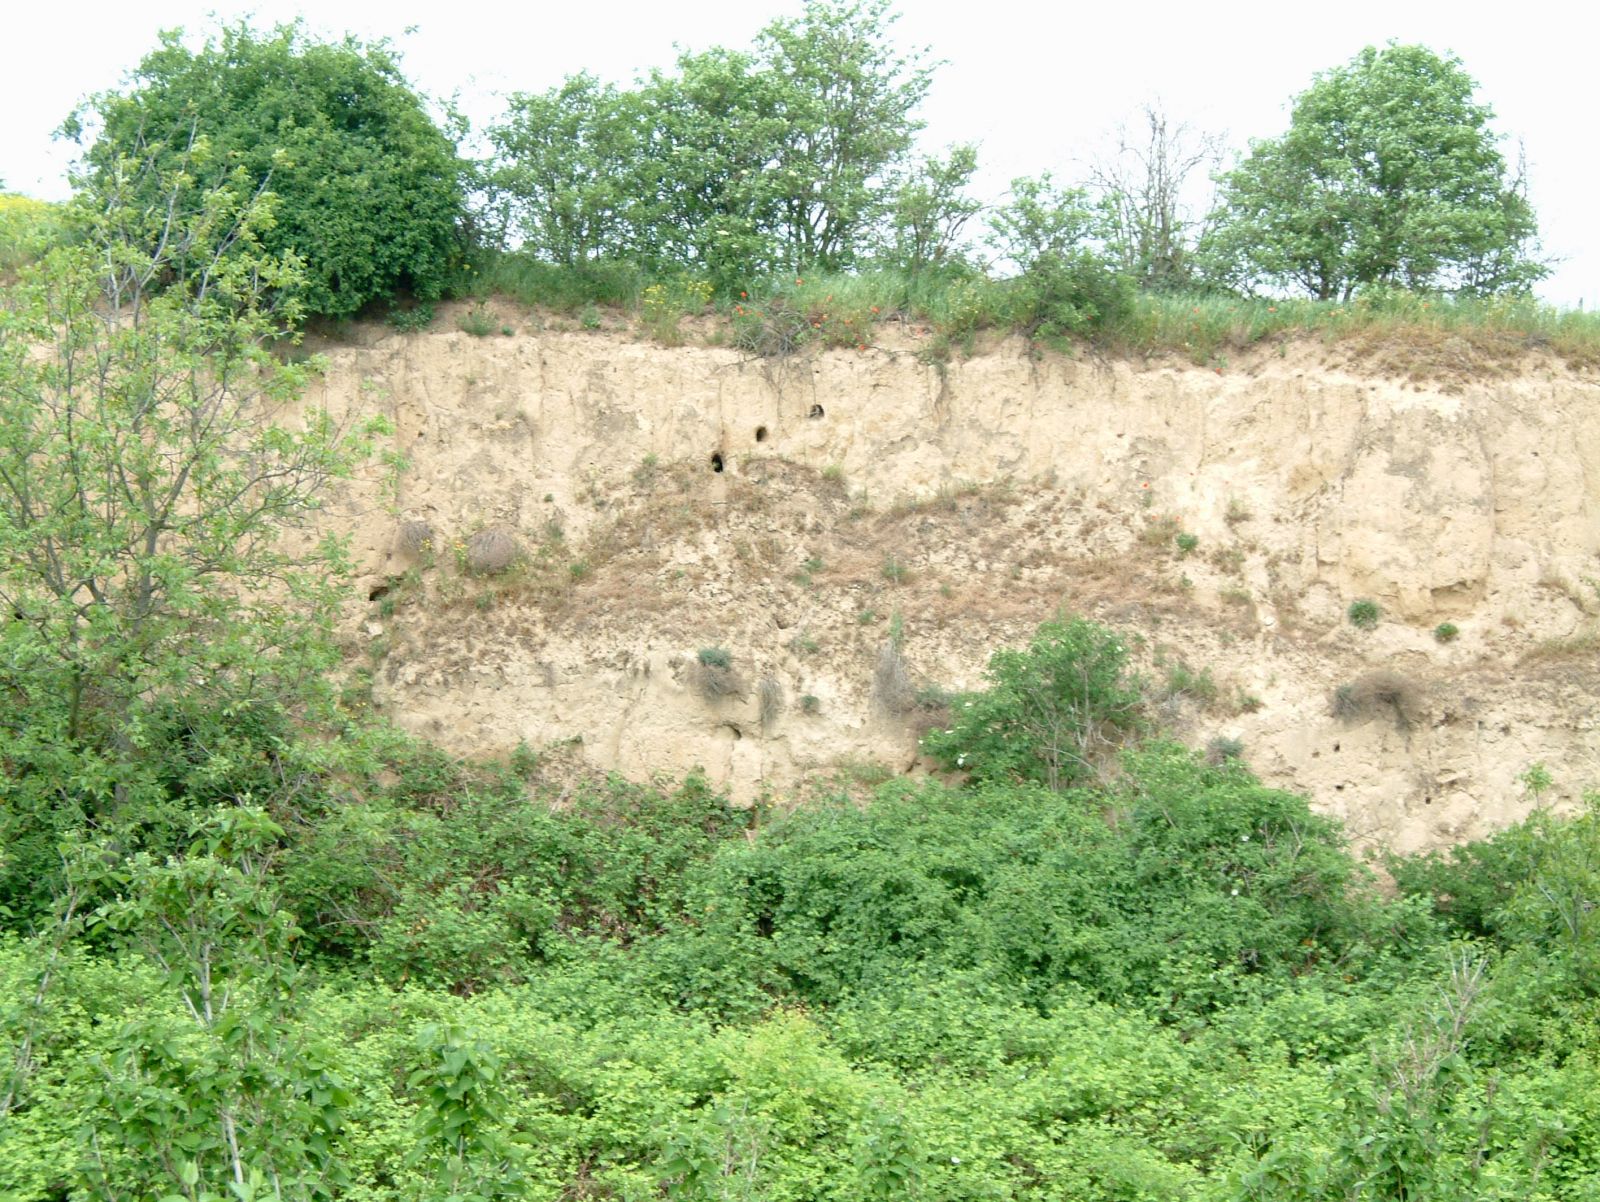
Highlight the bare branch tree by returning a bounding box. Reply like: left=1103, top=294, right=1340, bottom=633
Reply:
left=1087, top=103, right=1223, bottom=292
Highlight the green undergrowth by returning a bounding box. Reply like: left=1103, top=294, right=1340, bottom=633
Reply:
left=4, top=613, right=1600, bottom=1198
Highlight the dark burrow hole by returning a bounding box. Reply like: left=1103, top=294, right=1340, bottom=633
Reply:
left=755, top=425, right=769, bottom=442
left=710, top=452, right=725, bottom=473
left=368, top=583, right=392, bottom=602
left=808, top=403, right=825, bottom=419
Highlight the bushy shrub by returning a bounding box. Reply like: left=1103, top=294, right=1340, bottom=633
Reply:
left=686, top=743, right=1371, bottom=1013
left=68, top=22, right=467, bottom=319
left=923, top=616, right=1143, bottom=790
left=465, top=527, right=521, bottom=575
left=1347, top=597, right=1382, bottom=629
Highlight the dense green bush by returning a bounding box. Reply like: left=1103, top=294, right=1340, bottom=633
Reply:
left=67, top=22, right=467, bottom=318
left=922, top=616, right=1144, bottom=789
left=7, top=714, right=1600, bottom=1200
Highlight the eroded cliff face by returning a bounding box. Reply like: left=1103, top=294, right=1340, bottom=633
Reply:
left=307, top=306, right=1600, bottom=853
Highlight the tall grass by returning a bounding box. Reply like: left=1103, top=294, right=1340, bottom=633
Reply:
left=477, top=253, right=646, bottom=313
left=1104, top=290, right=1600, bottom=367
left=468, top=249, right=1600, bottom=370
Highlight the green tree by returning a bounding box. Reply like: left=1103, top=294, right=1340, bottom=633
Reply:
left=752, top=0, right=933, bottom=271
left=486, top=73, right=647, bottom=267
left=489, top=1, right=931, bottom=282
left=79, top=808, right=350, bottom=1202
left=1203, top=43, right=1545, bottom=299
left=635, top=46, right=784, bottom=280
left=66, top=21, right=467, bottom=319
left=0, top=147, right=379, bottom=919
left=878, top=144, right=982, bottom=273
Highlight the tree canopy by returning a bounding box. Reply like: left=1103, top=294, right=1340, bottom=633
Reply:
left=487, top=0, right=934, bottom=282
left=1204, top=43, right=1545, bottom=300
left=66, top=22, right=468, bottom=319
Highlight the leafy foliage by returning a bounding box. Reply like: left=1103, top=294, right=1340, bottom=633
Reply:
left=1204, top=43, right=1545, bottom=299
left=922, top=616, right=1144, bottom=789
left=487, top=0, right=932, bottom=283
left=0, top=155, right=381, bottom=926
left=79, top=808, right=350, bottom=1201
left=987, top=175, right=1135, bottom=338
left=68, top=22, right=467, bottom=318
left=3, top=17, right=1597, bottom=1200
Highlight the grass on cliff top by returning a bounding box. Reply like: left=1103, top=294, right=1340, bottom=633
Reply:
left=7, top=211, right=1594, bottom=373
left=480, top=251, right=1600, bottom=372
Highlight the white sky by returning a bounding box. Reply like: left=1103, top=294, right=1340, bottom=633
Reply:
left=4, top=0, right=1595, bottom=307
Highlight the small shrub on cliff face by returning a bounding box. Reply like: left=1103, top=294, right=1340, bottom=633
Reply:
left=871, top=639, right=915, bottom=716
left=1206, top=735, right=1245, bottom=764
left=464, top=527, right=523, bottom=576
left=759, top=675, right=784, bottom=729
left=1347, top=598, right=1382, bottom=630
left=396, top=518, right=435, bottom=559
left=697, top=646, right=731, bottom=669
left=1434, top=622, right=1460, bottom=643
left=458, top=303, right=496, bottom=337
left=692, top=647, right=744, bottom=700
left=1332, top=670, right=1424, bottom=729
left=387, top=303, right=435, bottom=332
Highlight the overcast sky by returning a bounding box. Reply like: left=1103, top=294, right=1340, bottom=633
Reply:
left=4, top=0, right=1594, bottom=306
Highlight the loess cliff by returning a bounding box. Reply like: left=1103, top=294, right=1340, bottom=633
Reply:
left=305, top=303, right=1600, bottom=854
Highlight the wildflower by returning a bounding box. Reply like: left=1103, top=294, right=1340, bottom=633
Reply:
left=1231, top=888, right=1240, bottom=896
left=1240, top=834, right=1250, bottom=842
left=857, top=343, right=866, bottom=351
left=796, top=278, right=804, bottom=285
left=951, top=1157, right=961, bottom=1166
left=740, top=291, right=747, bottom=299
left=870, top=305, right=879, bottom=314
left=1267, top=306, right=1277, bottom=313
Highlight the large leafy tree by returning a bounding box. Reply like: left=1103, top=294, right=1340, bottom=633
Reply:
left=1204, top=43, right=1545, bottom=300
left=66, top=22, right=467, bottom=319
